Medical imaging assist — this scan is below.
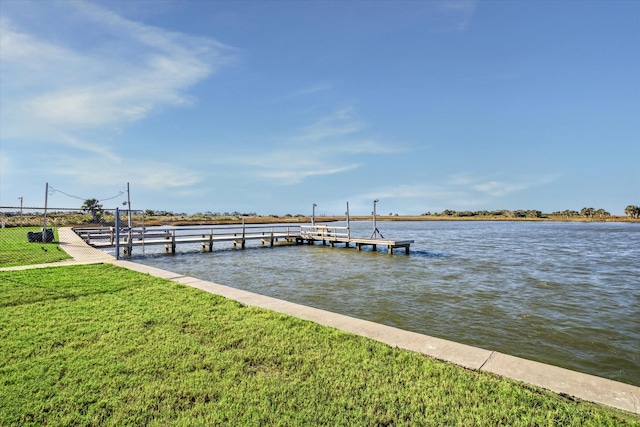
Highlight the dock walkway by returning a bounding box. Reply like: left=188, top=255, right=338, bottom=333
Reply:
left=300, top=225, right=414, bottom=254
left=75, top=225, right=300, bottom=255
left=74, top=223, right=414, bottom=257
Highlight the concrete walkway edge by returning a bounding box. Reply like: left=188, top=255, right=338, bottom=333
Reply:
left=112, top=259, right=639, bottom=415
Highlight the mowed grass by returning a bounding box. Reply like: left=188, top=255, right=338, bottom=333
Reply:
left=1, top=265, right=638, bottom=426
left=0, top=227, right=71, bottom=267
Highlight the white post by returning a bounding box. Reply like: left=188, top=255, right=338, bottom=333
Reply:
left=127, top=182, right=132, bottom=228
left=43, top=182, right=49, bottom=237
left=346, top=201, right=351, bottom=240
left=312, top=203, right=317, bottom=226
left=19, top=197, right=23, bottom=225
left=141, top=209, right=145, bottom=256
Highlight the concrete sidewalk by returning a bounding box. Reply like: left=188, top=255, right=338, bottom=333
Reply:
left=3, top=228, right=638, bottom=414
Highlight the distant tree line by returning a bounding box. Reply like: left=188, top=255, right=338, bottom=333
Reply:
left=419, top=207, right=640, bottom=219
left=143, top=210, right=258, bottom=217
left=422, top=209, right=546, bottom=218
left=79, top=200, right=638, bottom=220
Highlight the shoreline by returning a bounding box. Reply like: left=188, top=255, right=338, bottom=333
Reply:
left=4, top=227, right=639, bottom=415
left=141, top=215, right=640, bottom=227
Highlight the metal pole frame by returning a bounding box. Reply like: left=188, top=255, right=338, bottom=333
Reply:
left=115, top=207, right=121, bottom=260
left=127, top=182, right=132, bottom=228
left=370, top=199, right=383, bottom=239
left=371, top=199, right=378, bottom=238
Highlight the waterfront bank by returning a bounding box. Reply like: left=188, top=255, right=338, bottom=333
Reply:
left=4, top=226, right=638, bottom=414
left=136, top=220, right=640, bottom=387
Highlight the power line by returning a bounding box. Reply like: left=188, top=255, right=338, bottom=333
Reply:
left=48, top=186, right=126, bottom=203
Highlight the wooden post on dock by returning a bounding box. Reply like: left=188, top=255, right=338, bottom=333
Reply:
left=346, top=202, right=351, bottom=248
left=165, top=230, right=176, bottom=254
left=202, top=233, right=213, bottom=252
left=241, top=217, right=246, bottom=249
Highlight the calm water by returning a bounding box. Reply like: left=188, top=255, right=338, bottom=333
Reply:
left=133, top=221, right=640, bottom=386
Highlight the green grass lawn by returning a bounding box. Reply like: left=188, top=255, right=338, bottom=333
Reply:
left=0, top=227, right=71, bottom=267
left=1, top=264, right=638, bottom=426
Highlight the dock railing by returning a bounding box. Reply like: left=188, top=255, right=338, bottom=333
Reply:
left=107, top=223, right=302, bottom=257
left=300, top=224, right=350, bottom=240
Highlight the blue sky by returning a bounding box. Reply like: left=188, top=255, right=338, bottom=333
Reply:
left=1, top=0, right=638, bottom=216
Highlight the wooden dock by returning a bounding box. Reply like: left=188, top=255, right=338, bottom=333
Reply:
left=75, top=225, right=301, bottom=256
left=73, top=223, right=413, bottom=257
left=299, top=225, right=413, bottom=254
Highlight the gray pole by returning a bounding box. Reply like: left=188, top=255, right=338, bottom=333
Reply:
left=115, top=207, right=121, bottom=260
left=346, top=201, right=350, bottom=240
left=127, top=182, right=132, bottom=228
left=312, top=203, right=317, bottom=226
left=371, top=199, right=379, bottom=239
left=19, top=197, right=23, bottom=225
left=43, top=182, right=48, bottom=236
left=126, top=182, right=132, bottom=255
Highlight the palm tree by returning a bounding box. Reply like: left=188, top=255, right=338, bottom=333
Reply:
left=82, top=199, right=103, bottom=222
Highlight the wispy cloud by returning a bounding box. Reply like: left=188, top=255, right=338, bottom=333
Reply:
left=293, top=83, right=333, bottom=98
left=262, top=164, right=361, bottom=182
left=344, top=172, right=558, bottom=214
left=291, top=107, right=366, bottom=143
left=0, top=2, right=235, bottom=158
left=53, top=156, right=203, bottom=191
left=220, top=107, right=406, bottom=184
left=432, top=0, right=478, bottom=32
left=449, top=172, right=557, bottom=197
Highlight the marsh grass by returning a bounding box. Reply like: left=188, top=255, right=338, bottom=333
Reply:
left=1, top=264, right=638, bottom=426
left=0, top=227, right=71, bottom=267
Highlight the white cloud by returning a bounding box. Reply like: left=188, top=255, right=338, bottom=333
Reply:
left=292, top=83, right=333, bottom=98
left=57, top=134, right=121, bottom=162
left=262, top=164, right=361, bottom=183
left=471, top=175, right=557, bottom=197
left=343, top=172, right=558, bottom=214
left=472, top=181, right=527, bottom=197
left=291, top=107, right=367, bottom=143
left=447, top=172, right=557, bottom=197
left=433, top=0, right=478, bottom=32
left=0, top=2, right=235, bottom=154
left=221, top=107, right=406, bottom=183
left=53, top=156, right=203, bottom=191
